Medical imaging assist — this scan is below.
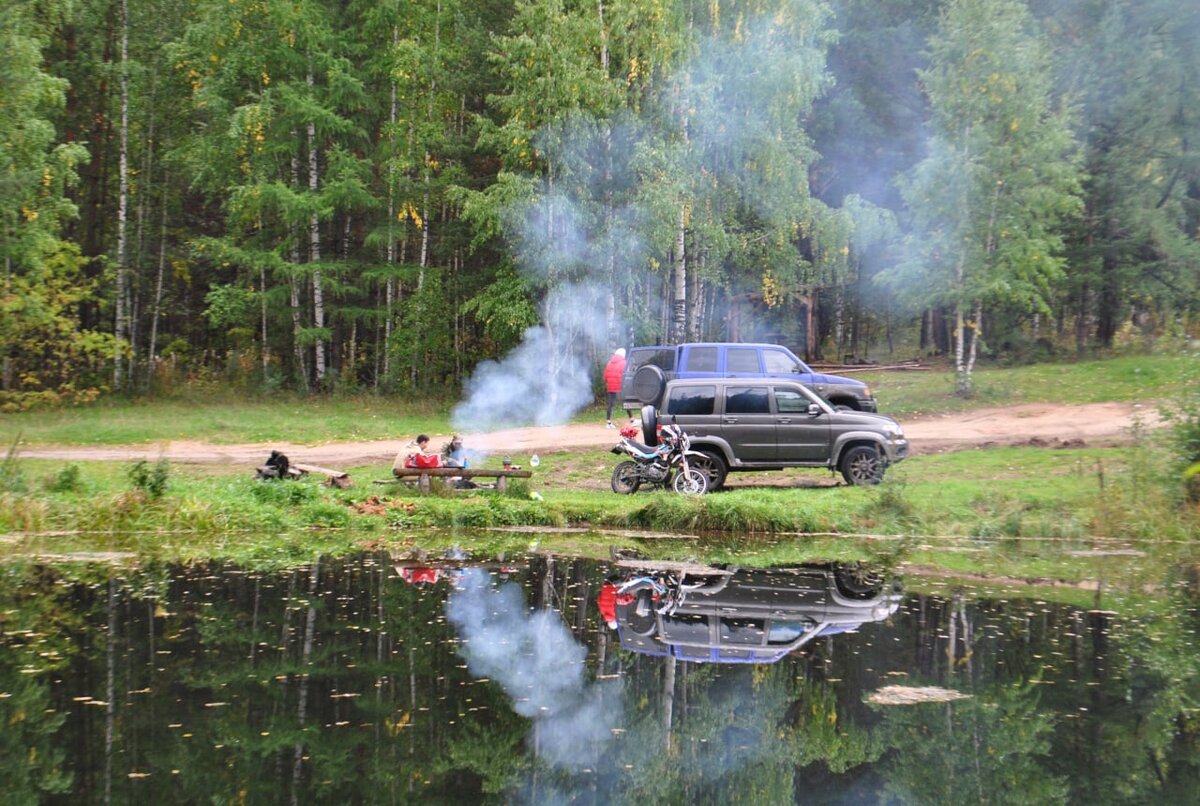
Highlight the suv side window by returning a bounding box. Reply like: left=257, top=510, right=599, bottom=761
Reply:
left=763, top=349, right=801, bottom=374
left=686, top=346, right=718, bottom=372
left=726, top=348, right=760, bottom=373
left=725, top=386, right=771, bottom=414
left=773, top=387, right=808, bottom=413
left=666, top=385, right=716, bottom=415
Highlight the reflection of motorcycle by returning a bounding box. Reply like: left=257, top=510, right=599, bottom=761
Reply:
left=610, top=421, right=708, bottom=495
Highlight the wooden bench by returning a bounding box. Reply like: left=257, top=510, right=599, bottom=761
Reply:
left=379, top=467, right=533, bottom=494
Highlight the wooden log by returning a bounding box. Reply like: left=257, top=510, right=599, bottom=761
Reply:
left=292, top=462, right=352, bottom=488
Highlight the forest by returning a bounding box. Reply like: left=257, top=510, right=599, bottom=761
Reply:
left=2, top=0, right=1197, bottom=413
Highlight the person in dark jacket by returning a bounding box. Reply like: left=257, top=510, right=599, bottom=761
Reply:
left=602, top=348, right=628, bottom=428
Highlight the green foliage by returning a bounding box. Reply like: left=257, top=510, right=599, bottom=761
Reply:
left=43, top=463, right=82, bottom=493
left=127, top=458, right=170, bottom=499
left=888, top=0, right=1081, bottom=391
left=0, top=439, right=26, bottom=494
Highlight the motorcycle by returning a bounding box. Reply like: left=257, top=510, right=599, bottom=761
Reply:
left=610, top=419, right=708, bottom=495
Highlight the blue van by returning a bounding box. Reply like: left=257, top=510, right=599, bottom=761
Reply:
left=619, top=343, right=877, bottom=412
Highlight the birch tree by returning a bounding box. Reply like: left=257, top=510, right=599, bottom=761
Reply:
left=890, top=0, right=1080, bottom=394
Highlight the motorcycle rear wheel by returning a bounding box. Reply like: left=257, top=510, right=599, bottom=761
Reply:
left=672, top=467, right=708, bottom=496
left=611, top=461, right=642, bottom=494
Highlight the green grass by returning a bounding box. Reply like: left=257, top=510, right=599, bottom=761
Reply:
left=859, top=353, right=1192, bottom=417
left=0, top=353, right=1191, bottom=446
left=0, top=390, right=451, bottom=446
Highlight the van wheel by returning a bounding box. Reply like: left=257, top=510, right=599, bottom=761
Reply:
left=840, top=446, right=884, bottom=485
left=631, top=365, right=666, bottom=406
left=611, top=462, right=641, bottom=494
left=689, top=451, right=727, bottom=491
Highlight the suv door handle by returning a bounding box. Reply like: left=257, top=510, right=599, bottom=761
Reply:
left=723, top=417, right=738, bottom=424
left=778, top=418, right=791, bottom=424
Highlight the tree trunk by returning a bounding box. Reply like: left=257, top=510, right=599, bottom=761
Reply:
left=290, top=146, right=309, bottom=390
left=308, top=72, right=326, bottom=386
left=114, top=0, right=130, bottom=391
left=383, top=30, right=398, bottom=386
left=964, top=302, right=981, bottom=387
left=147, top=180, right=168, bottom=376
left=954, top=301, right=968, bottom=395
left=671, top=204, right=687, bottom=343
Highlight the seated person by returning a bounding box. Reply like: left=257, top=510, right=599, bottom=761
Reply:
left=393, top=434, right=441, bottom=475
left=442, top=435, right=467, bottom=468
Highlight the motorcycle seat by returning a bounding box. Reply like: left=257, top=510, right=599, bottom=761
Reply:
left=625, top=439, right=664, bottom=458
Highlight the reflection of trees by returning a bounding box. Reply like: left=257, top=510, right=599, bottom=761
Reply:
left=5, top=553, right=1200, bottom=802
left=879, top=685, right=1067, bottom=804
left=0, top=566, right=73, bottom=803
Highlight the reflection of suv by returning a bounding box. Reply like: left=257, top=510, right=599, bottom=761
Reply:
left=643, top=377, right=907, bottom=489
left=621, top=343, right=877, bottom=412
left=616, top=564, right=901, bottom=664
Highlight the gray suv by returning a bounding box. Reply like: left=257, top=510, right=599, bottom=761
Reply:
left=645, top=377, right=907, bottom=489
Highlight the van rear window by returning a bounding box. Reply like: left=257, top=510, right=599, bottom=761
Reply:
left=627, top=348, right=675, bottom=373
left=685, top=346, right=718, bottom=372
left=666, top=385, right=716, bottom=415
left=727, top=348, right=760, bottom=373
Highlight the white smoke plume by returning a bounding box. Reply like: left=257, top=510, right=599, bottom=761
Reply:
left=445, top=567, right=622, bottom=769
left=450, top=281, right=613, bottom=430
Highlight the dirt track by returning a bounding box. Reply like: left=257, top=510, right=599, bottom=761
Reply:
left=15, top=401, right=1160, bottom=467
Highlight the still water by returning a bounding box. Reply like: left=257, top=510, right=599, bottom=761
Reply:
left=2, top=549, right=1198, bottom=803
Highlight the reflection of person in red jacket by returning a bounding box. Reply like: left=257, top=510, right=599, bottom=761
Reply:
left=597, top=579, right=635, bottom=630
left=602, top=348, right=628, bottom=429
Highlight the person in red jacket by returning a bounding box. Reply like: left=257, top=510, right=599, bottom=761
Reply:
left=602, top=348, right=627, bottom=428
left=597, top=578, right=635, bottom=630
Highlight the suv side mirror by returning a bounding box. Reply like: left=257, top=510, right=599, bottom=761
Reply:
left=807, top=403, right=821, bottom=416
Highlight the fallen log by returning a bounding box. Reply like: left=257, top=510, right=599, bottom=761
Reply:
left=292, top=462, right=352, bottom=488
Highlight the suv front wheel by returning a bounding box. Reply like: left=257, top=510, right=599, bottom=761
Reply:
left=688, top=451, right=727, bottom=491
left=840, top=445, right=885, bottom=485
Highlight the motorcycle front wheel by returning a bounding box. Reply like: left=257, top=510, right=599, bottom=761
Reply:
left=611, top=461, right=642, bottom=494
left=672, top=467, right=708, bottom=496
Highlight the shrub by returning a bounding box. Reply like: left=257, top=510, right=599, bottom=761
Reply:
left=128, top=459, right=170, bottom=499
left=44, top=464, right=83, bottom=493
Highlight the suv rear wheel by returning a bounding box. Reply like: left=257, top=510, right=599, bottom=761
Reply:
left=840, top=445, right=885, bottom=485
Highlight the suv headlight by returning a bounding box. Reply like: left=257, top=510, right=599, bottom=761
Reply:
left=883, top=424, right=903, bottom=440
left=861, top=386, right=872, bottom=399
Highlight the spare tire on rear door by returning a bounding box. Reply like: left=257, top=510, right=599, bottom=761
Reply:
left=640, top=405, right=658, bottom=446
left=630, top=364, right=666, bottom=406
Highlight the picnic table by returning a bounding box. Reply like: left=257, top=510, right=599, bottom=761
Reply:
left=380, top=467, right=533, bottom=494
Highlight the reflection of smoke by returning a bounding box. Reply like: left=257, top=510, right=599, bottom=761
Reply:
left=445, top=568, right=621, bottom=769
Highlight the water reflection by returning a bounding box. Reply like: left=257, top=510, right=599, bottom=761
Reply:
left=609, top=563, right=901, bottom=663
left=0, top=550, right=1197, bottom=803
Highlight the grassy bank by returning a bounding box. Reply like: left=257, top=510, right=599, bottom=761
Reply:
left=3, top=441, right=1194, bottom=550
left=0, top=353, right=1192, bottom=447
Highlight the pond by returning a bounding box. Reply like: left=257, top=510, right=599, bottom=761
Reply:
left=2, top=545, right=1198, bottom=803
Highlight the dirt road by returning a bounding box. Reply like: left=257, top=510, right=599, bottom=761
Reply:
left=15, top=401, right=1159, bottom=467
